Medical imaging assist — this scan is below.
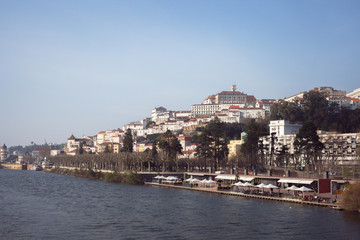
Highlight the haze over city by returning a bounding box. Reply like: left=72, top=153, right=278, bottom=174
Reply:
left=1, top=0, right=360, bottom=147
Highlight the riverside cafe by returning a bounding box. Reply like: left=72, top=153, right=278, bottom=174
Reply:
left=208, top=174, right=330, bottom=194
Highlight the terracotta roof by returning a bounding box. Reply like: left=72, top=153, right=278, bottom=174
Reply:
left=69, top=134, right=75, bottom=140
left=246, top=95, right=257, bottom=102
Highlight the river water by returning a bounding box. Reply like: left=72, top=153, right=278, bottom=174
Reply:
left=0, top=169, right=360, bottom=240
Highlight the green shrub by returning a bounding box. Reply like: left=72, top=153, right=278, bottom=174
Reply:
left=121, top=171, right=144, bottom=185
left=105, top=172, right=122, bottom=183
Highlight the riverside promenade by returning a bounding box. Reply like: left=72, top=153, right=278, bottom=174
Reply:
left=145, top=182, right=342, bottom=210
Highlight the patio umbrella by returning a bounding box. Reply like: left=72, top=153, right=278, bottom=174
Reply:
left=297, top=186, right=314, bottom=192
left=256, top=183, right=267, bottom=188
left=207, top=179, right=217, bottom=188
left=266, top=184, right=280, bottom=195
left=234, top=181, right=245, bottom=186
left=190, top=178, right=200, bottom=183
left=285, top=185, right=299, bottom=197
left=266, top=184, right=279, bottom=189
left=256, top=183, right=267, bottom=193
left=285, top=185, right=300, bottom=191
left=200, top=179, right=208, bottom=187
left=243, top=182, right=254, bottom=192
left=297, top=186, right=314, bottom=197
left=243, top=182, right=254, bottom=187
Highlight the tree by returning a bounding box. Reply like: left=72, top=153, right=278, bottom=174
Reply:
left=195, top=129, right=213, bottom=172
left=270, top=100, right=303, bottom=123
left=294, top=121, right=324, bottom=174
left=150, top=141, right=158, bottom=172
left=275, top=144, right=290, bottom=168
left=158, top=130, right=182, bottom=172
left=104, top=145, right=111, bottom=153
left=240, top=120, right=264, bottom=173
left=302, top=91, right=329, bottom=130
left=78, top=142, right=84, bottom=155
left=123, top=129, right=134, bottom=153
left=195, top=118, right=228, bottom=172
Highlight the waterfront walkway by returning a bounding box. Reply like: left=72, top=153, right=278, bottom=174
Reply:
left=145, top=182, right=342, bottom=210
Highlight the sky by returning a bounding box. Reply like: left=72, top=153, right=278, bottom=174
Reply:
left=1, top=0, right=360, bottom=147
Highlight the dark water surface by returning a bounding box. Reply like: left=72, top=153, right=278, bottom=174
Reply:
left=1, top=169, right=360, bottom=240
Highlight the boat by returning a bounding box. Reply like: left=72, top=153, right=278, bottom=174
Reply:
left=29, top=165, right=42, bottom=171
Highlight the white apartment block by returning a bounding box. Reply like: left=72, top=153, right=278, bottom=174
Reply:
left=320, top=132, right=360, bottom=166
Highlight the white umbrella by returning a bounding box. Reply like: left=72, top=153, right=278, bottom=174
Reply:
left=243, top=182, right=254, bottom=187
left=256, top=183, right=267, bottom=188
left=199, top=179, right=207, bottom=187
left=285, top=185, right=300, bottom=191
left=266, top=184, right=279, bottom=189
left=297, top=186, right=313, bottom=192
left=297, top=186, right=314, bottom=198
left=207, top=179, right=217, bottom=187
left=165, top=176, right=178, bottom=181
left=234, top=181, right=245, bottom=186
left=190, top=178, right=200, bottom=183
left=265, top=183, right=280, bottom=195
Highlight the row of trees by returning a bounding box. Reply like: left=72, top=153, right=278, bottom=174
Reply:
left=49, top=118, right=327, bottom=175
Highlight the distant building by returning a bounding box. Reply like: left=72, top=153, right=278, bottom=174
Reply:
left=284, top=86, right=346, bottom=102
left=32, top=148, right=51, bottom=161
left=347, top=88, right=360, bottom=99
left=65, top=134, right=94, bottom=155
left=227, top=132, right=247, bottom=158
left=0, top=144, right=8, bottom=162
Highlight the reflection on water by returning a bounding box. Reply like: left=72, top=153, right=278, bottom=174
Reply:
left=0, top=169, right=360, bottom=240
left=342, top=211, right=360, bottom=223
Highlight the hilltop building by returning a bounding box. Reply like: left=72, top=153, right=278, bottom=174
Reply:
left=284, top=86, right=346, bottom=102
left=191, top=85, right=257, bottom=117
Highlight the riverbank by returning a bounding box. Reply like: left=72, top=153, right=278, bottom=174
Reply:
left=146, top=182, right=342, bottom=210
left=47, top=167, right=144, bottom=184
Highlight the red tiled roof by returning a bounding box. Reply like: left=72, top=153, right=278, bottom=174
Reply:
left=246, top=95, right=257, bottom=102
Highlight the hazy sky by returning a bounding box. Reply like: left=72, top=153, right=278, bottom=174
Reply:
left=1, top=0, right=360, bottom=147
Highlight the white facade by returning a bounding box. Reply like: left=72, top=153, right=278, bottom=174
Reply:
left=347, top=88, right=360, bottom=99
left=269, top=120, right=302, bottom=137
left=191, top=104, right=221, bottom=116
